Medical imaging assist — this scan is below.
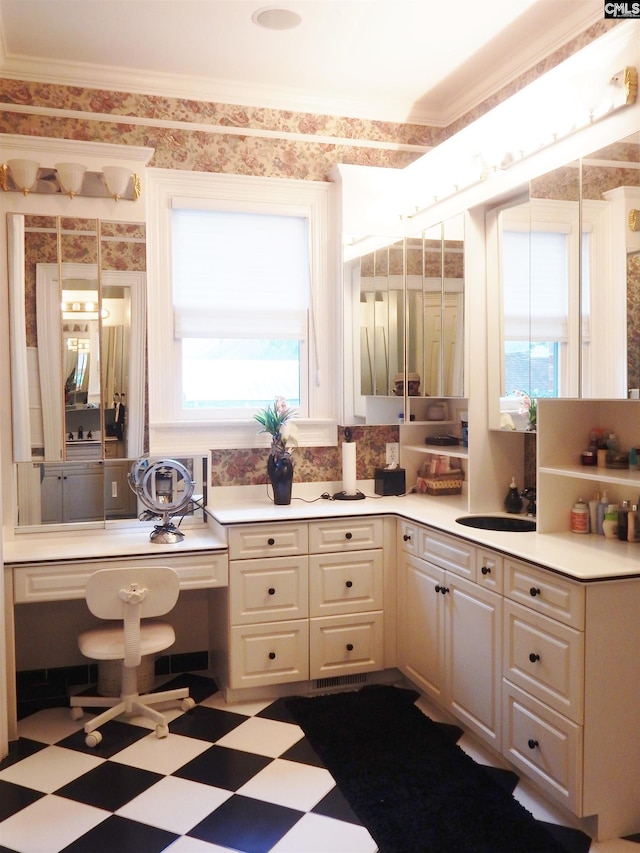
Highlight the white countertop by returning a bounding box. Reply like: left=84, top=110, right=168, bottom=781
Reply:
left=209, top=482, right=640, bottom=584
left=5, top=482, right=638, bottom=583
left=3, top=521, right=227, bottom=565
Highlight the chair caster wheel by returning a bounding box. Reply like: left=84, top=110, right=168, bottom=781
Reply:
left=85, top=731, right=102, bottom=748
left=181, top=697, right=196, bottom=711
left=156, top=724, right=169, bottom=739
left=70, top=706, right=84, bottom=721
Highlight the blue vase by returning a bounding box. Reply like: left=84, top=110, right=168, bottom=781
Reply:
left=267, top=453, right=294, bottom=505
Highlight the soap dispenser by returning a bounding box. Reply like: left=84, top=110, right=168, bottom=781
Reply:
left=504, top=477, right=523, bottom=514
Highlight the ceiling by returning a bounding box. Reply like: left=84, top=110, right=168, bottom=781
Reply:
left=0, top=0, right=604, bottom=125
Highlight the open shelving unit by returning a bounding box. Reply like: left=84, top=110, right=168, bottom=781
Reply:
left=537, top=398, right=640, bottom=534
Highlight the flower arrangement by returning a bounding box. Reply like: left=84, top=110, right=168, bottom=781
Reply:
left=254, top=397, right=299, bottom=457
left=513, top=390, right=537, bottom=430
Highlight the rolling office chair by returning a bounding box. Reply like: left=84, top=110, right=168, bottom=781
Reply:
left=70, top=565, right=195, bottom=747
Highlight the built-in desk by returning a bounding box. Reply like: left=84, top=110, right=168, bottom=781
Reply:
left=3, top=523, right=228, bottom=741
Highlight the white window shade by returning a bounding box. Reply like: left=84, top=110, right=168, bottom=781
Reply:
left=172, top=208, right=309, bottom=338
left=502, top=230, right=568, bottom=341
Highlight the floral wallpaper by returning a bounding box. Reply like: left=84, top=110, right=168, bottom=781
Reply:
left=628, top=252, right=640, bottom=392
left=211, top=425, right=399, bottom=487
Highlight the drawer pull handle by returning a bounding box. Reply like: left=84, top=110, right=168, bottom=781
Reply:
left=268, top=652, right=276, bottom=660
left=267, top=538, right=275, bottom=546
left=345, top=532, right=353, bottom=540
left=345, top=580, right=353, bottom=588
left=268, top=587, right=276, bottom=596
left=529, top=587, right=541, bottom=597
left=403, top=533, right=412, bottom=542
left=529, top=653, right=540, bottom=663
left=481, top=565, right=491, bottom=575
left=527, top=739, right=539, bottom=750
left=346, top=643, right=354, bottom=651
left=435, top=584, right=449, bottom=595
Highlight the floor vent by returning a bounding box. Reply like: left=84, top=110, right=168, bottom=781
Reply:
left=315, top=673, right=369, bottom=690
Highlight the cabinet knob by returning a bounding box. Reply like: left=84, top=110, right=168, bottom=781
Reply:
left=267, top=538, right=275, bottom=546
left=529, top=587, right=541, bottom=597
left=268, top=587, right=276, bottom=596
left=527, top=739, right=539, bottom=750
left=403, top=533, right=412, bottom=542
left=529, top=653, right=540, bottom=663
left=346, top=643, right=354, bottom=651
left=435, top=584, right=449, bottom=595
left=345, top=532, right=353, bottom=540
left=268, top=652, right=276, bottom=660
left=345, top=580, right=353, bottom=588
left=481, top=565, right=491, bottom=575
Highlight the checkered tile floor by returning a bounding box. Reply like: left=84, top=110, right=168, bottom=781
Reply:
left=0, top=673, right=637, bottom=852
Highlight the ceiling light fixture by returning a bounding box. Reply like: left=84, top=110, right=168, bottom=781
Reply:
left=252, top=6, right=302, bottom=30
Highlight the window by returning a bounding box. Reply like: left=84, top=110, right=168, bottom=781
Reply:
left=502, top=228, right=568, bottom=399
left=146, top=170, right=337, bottom=455
left=171, top=208, right=309, bottom=416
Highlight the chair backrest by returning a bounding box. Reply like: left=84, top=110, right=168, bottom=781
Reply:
left=85, top=566, right=180, bottom=621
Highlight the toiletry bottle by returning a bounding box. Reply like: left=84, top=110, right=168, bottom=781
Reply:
left=618, top=500, right=630, bottom=541
left=602, top=505, right=619, bottom=539
left=504, top=477, right=523, bottom=514
left=596, top=490, right=609, bottom=535
left=627, top=504, right=638, bottom=542
left=588, top=491, right=601, bottom=534
left=78, top=425, right=83, bottom=440
left=570, top=498, right=589, bottom=533
left=629, top=447, right=638, bottom=471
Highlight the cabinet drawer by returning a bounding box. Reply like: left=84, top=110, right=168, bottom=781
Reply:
left=230, top=620, right=309, bottom=688
left=505, top=559, right=584, bottom=629
left=309, top=611, right=384, bottom=679
left=309, top=517, right=383, bottom=553
left=504, top=600, right=584, bottom=722
left=420, top=528, right=475, bottom=580
left=308, top=550, right=383, bottom=617
left=230, top=556, right=308, bottom=624
left=12, top=551, right=228, bottom=602
left=228, top=523, right=308, bottom=560
left=503, top=681, right=582, bottom=813
left=475, top=548, right=503, bottom=593
left=399, top=520, right=418, bottom=555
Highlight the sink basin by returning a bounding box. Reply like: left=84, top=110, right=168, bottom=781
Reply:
left=456, top=515, right=536, bottom=532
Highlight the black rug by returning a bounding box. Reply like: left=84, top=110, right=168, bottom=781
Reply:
left=286, top=684, right=591, bottom=853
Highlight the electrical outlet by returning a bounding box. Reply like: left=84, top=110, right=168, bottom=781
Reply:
left=386, top=442, right=399, bottom=467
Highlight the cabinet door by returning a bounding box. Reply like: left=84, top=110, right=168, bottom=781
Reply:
left=62, top=464, right=104, bottom=522
left=229, top=620, right=309, bottom=689
left=230, top=556, right=309, bottom=624
left=309, top=612, right=383, bottom=679
left=397, top=553, right=445, bottom=703
left=447, top=574, right=502, bottom=747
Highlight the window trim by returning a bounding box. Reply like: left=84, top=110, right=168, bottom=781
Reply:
left=145, top=168, right=338, bottom=455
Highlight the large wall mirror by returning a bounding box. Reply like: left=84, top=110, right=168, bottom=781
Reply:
left=8, top=213, right=147, bottom=525
left=348, top=214, right=465, bottom=424
left=487, top=129, right=639, bottom=430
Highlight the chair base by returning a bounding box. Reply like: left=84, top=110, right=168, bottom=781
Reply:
left=70, top=685, right=195, bottom=747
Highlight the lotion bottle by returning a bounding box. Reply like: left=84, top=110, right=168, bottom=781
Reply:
left=588, top=491, right=601, bottom=534
left=504, top=477, right=523, bottom=514
left=596, top=490, right=609, bottom=535
left=627, top=504, right=638, bottom=542
left=570, top=498, right=589, bottom=533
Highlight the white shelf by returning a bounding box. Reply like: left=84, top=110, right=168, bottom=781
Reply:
left=405, top=444, right=468, bottom=460
left=539, top=464, right=640, bottom=488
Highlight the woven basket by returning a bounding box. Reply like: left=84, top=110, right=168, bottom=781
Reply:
left=417, top=475, right=463, bottom=496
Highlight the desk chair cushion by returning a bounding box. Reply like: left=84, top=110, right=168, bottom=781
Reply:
left=78, top=621, right=175, bottom=661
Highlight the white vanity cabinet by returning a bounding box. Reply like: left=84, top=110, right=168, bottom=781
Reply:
left=502, top=558, right=585, bottom=813
left=397, top=521, right=503, bottom=749
left=220, top=516, right=388, bottom=695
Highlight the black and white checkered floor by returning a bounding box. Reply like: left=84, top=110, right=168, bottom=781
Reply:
left=1, top=673, right=638, bottom=852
